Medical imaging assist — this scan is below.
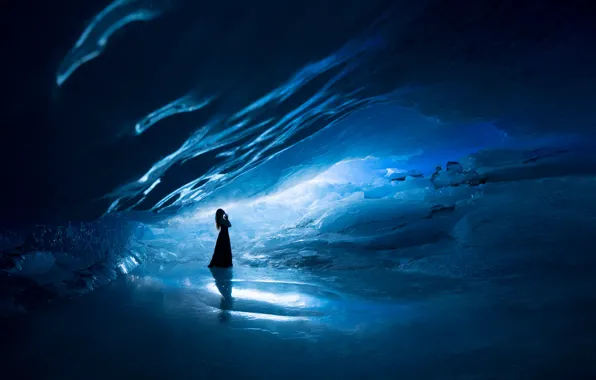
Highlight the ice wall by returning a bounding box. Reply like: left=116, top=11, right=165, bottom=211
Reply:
left=149, top=120, right=596, bottom=274
left=3, top=99, right=593, bottom=317
left=0, top=216, right=146, bottom=316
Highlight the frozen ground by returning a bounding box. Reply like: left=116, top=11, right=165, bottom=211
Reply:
left=4, top=172, right=596, bottom=379
left=5, top=255, right=595, bottom=379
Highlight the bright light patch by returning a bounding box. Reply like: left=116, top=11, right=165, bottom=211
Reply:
left=117, top=255, right=140, bottom=274
left=143, top=178, right=161, bottom=195
left=206, top=283, right=309, bottom=308
left=385, top=168, right=407, bottom=177
left=176, top=156, right=410, bottom=223
left=230, top=311, right=308, bottom=322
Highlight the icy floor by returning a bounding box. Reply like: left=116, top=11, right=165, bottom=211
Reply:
left=3, top=175, right=596, bottom=378
left=5, top=258, right=596, bottom=379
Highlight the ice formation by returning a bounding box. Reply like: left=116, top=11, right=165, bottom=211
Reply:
left=3, top=1, right=596, bottom=378
left=56, top=0, right=171, bottom=86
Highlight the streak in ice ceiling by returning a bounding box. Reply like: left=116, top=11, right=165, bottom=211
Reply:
left=2, top=0, right=596, bottom=226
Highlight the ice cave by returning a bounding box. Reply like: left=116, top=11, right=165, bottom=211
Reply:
left=2, top=0, right=596, bottom=378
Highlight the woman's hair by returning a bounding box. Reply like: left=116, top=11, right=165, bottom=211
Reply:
left=215, top=208, right=226, bottom=230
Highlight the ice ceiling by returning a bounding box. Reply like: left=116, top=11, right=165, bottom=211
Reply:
left=3, top=0, right=596, bottom=227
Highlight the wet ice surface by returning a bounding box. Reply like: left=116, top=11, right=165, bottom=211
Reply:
left=5, top=257, right=596, bottom=380
left=4, top=177, right=596, bottom=379
left=108, top=263, right=424, bottom=337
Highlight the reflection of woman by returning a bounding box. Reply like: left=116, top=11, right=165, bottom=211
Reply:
left=208, top=209, right=233, bottom=268
left=210, top=267, right=234, bottom=321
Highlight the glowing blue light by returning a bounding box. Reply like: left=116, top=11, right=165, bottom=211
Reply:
left=117, top=255, right=140, bottom=274
left=230, top=311, right=308, bottom=322
left=135, top=94, right=213, bottom=135
left=143, top=178, right=161, bottom=196
left=206, top=283, right=309, bottom=308
left=102, top=34, right=389, bottom=214
left=56, top=0, right=168, bottom=86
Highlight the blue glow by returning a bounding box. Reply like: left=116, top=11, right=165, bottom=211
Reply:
left=6, top=2, right=596, bottom=379
left=118, top=255, right=140, bottom=274
left=135, top=94, right=213, bottom=135
left=104, top=36, right=396, bottom=214
left=56, top=0, right=170, bottom=86
left=205, top=283, right=309, bottom=308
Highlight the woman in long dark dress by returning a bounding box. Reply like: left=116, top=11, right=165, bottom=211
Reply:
left=208, top=208, right=233, bottom=268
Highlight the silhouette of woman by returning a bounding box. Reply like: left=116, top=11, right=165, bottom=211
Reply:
left=208, top=208, right=233, bottom=268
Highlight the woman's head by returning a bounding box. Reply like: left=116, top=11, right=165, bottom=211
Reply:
left=215, top=208, right=226, bottom=229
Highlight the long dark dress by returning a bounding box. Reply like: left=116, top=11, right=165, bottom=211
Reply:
left=208, top=223, right=233, bottom=268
